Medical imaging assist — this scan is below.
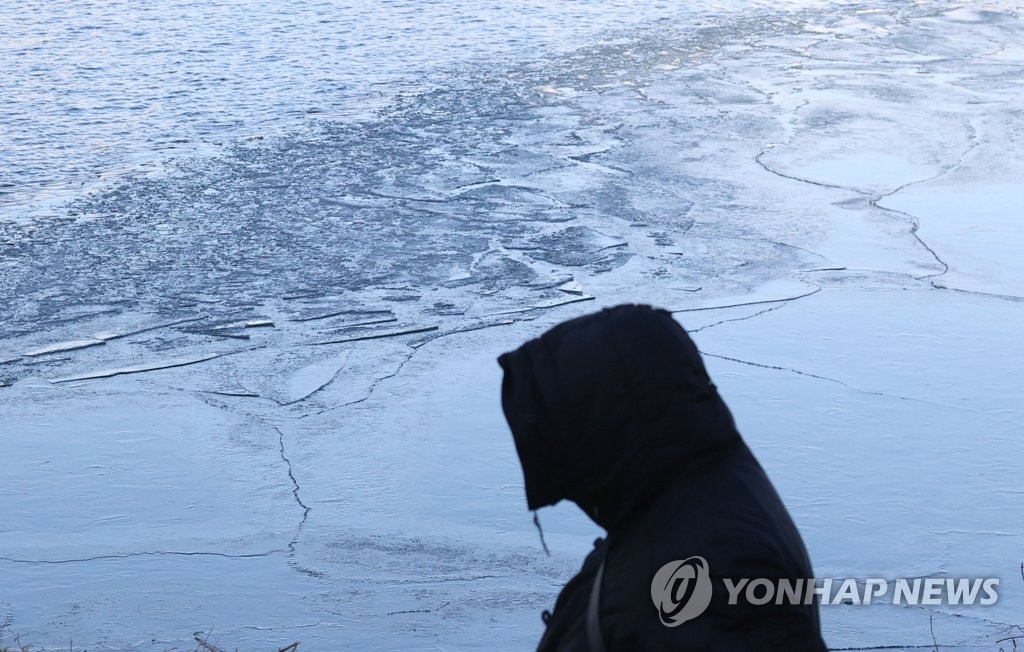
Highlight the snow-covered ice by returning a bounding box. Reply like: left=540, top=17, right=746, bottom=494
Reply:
left=2, top=1, right=1023, bottom=650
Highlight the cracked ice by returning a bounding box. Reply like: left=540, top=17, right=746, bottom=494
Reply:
left=2, top=1, right=1024, bottom=650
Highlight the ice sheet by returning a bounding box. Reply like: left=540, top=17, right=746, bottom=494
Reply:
left=3, top=1, right=1023, bottom=650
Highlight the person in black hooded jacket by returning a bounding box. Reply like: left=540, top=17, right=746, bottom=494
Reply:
left=497, top=304, right=828, bottom=652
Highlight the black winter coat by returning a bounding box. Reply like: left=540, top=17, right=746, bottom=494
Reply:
left=498, top=305, right=827, bottom=651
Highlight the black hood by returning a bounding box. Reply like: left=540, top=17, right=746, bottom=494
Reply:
left=497, top=304, right=741, bottom=531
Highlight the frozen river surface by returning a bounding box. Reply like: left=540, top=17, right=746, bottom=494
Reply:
left=2, top=1, right=1024, bottom=650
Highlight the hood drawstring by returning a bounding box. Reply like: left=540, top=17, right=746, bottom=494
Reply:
left=533, top=511, right=551, bottom=556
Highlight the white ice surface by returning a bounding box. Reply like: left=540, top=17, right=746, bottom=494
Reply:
left=3, top=1, right=1024, bottom=650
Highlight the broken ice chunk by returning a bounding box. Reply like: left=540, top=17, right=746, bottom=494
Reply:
left=290, top=308, right=394, bottom=323
left=50, top=350, right=243, bottom=383
left=24, top=339, right=105, bottom=357
left=558, top=280, right=584, bottom=295
left=530, top=226, right=628, bottom=267
left=92, top=315, right=207, bottom=341
left=311, top=325, right=439, bottom=346
left=484, top=295, right=596, bottom=317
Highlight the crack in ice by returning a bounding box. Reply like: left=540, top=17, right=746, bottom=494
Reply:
left=671, top=286, right=822, bottom=314
left=699, top=350, right=992, bottom=414
left=0, top=549, right=287, bottom=566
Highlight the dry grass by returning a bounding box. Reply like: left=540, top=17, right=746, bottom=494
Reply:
left=0, top=633, right=33, bottom=652
left=0, top=634, right=32, bottom=652
left=193, top=631, right=299, bottom=652
left=0, top=633, right=300, bottom=652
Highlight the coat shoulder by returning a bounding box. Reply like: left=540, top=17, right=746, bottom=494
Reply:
left=596, top=448, right=827, bottom=651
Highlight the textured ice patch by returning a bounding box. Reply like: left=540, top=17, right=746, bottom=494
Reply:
left=0, top=381, right=299, bottom=561
left=881, top=183, right=1024, bottom=296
